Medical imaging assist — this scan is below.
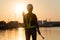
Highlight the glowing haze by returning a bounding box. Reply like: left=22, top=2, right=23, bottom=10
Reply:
left=0, top=0, right=60, bottom=22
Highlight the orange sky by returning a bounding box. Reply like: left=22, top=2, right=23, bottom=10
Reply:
left=0, top=0, right=60, bottom=22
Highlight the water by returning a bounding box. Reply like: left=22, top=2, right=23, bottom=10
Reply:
left=0, top=27, right=60, bottom=40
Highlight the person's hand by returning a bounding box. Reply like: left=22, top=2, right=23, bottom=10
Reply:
left=42, top=36, right=44, bottom=39
left=40, top=34, right=44, bottom=39
left=22, top=11, right=25, bottom=16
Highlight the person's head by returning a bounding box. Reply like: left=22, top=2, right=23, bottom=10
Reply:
left=27, top=4, right=33, bottom=13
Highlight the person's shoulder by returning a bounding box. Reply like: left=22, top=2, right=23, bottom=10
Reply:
left=24, top=13, right=27, bottom=16
left=25, top=13, right=28, bottom=15
left=32, top=13, right=36, bottom=17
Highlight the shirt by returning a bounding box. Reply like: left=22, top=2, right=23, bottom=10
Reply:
left=23, top=13, right=38, bottom=29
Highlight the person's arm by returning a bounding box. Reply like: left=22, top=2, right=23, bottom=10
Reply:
left=34, top=15, right=41, bottom=34
left=23, top=12, right=25, bottom=23
left=35, top=15, right=44, bottom=39
left=23, top=12, right=26, bottom=28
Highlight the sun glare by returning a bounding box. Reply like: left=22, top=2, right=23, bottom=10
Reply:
left=12, top=3, right=26, bottom=16
left=11, top=3, right=27, bottom=22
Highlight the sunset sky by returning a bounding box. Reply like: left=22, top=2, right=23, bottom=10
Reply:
left=0, top=0, right=60, bottom=22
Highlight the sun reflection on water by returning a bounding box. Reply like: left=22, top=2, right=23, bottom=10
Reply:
left=17, top=27, right=25, bottom=40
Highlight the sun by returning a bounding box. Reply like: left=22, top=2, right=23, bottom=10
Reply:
left=12, top=3, right=26, bottom=15
left=15, top=4, right=25, bottom=13
left=12, top=3, right=27, bottom=22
